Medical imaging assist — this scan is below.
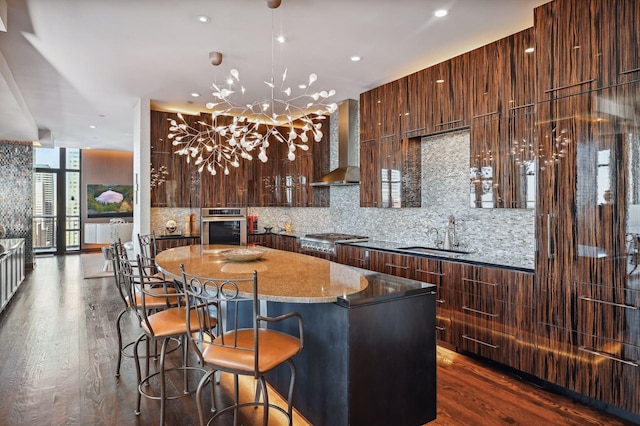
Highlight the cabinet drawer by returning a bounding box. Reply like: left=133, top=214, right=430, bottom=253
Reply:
left=435, top=314, right=454, bottom=345
left=453, top=292, right=505, bottom=332
left=369, top=250, right=413, bottom=278
left=576, top=282, right=640, bottom=347
left=413, top=257, right=444, bottom=285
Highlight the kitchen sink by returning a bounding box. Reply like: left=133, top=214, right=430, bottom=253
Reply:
left=395, top=246, right=471, bottom=256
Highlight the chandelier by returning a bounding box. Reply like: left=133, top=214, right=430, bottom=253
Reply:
left=167, top=1, right=337, bottom=176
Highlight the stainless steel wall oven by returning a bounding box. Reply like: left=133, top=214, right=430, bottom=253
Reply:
left=201, top=208, right=247, bottom=246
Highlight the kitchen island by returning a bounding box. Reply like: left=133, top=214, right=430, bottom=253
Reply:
left=156, top=245, right=437, bottom=426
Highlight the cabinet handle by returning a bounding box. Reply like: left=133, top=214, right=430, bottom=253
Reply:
left=472, top=110, right=500, bottom=119
left=436, top=326, right=445, bottom=331
left=462, top=334, right=499, bottom=349
left=436, top=299, right=446, bottom=304
left=578, top=347, right=638, bottom=367
left=462, top=277, right=498, bottom=287
left=379, top=133, right=396, bottom=140
left=619, top=67, right=640, bottom=76
left=578, top=296, right=639, bottom=310
left=547, top=213, right=555, bottom=259
left=415, top=269, right=445, bottom=277
left=435, top=118, right=464, bottom=127
left=544, top=78, right=597, bottom=94
left=462, top=306, right=499, bottom=318
left=508, top=103, right=535, bottom=111
left=385, top=263, right=408, bottom=270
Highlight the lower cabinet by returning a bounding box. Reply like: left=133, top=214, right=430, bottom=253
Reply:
left=251, top=233, right=299, bottom=253
left=450, top=264, right=536, bottom=373
left=155, top=236, right=200, bottom=252
left=0, top=239, right=26, bottom=315
left=334, top=246, right=535, bottom=363
left=336, top=245, right=370, bottom=269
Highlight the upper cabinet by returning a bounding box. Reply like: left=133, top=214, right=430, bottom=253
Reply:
left=616, top=0, right=640, bottom=83
left=469, top=29, right=537, bottom=209
left=151, top=111, right=329, bottom=208
left=150, top=110, right=200, bottom=208
left=535, top=0, right=615, bottom=100
left=359, top=82, right=420, bottom=209
left=406, top=55, right=467, bottom=137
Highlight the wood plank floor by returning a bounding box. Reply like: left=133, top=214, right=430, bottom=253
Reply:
left=0, top=254, right=636, bottom=425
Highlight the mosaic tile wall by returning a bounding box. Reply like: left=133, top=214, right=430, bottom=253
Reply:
left=0, top=141, right=34, bottom=266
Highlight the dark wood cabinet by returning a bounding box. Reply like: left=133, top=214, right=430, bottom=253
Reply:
left=360, top=82, right=419, bottom=208
left=406, top=56, right=467, bottom=137
left=336, top=244, right=370, bottom=269
left=469, top=29, right=536, bottom=209
left=534, top=82, right=640, bottom=413
left=359, top=138, right=380, bottom=207
left=616, top=0, right=640, bottom=84
left=155, top=236, right=200, bottom=253
left=467, top=41, right=504, bottom=119
left=368, top=250, right=414, bottom=278
left=450, top=263, right=536, bottom=373
left=151, top=111, right=329, bottom=208
left=535, top=0, right=615, bottom=100
left=414, top=257, right=452, bottom=345
left=150, top=110, right=200, bottom=208
left=357, top=135, right=421, bottom=208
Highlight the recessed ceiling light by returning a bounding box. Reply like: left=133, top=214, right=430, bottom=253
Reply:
left=197, top=15, right=210, bottom=23
left=276, top=35, right=286, bottom=43
left=525, top=47, right=535, bottom=53
left=436, top=79, right=445, bottom=84
left=298, top=84, right=307, bottom=89
left=191, top=92, right=200, bottom=97
left=434, top=9, right=448, bottom=18
left=227, top=78, right=234, bottom=85
left=89, top=125, right=96, bottom=129
left=350, top=55, right=361, bottom=62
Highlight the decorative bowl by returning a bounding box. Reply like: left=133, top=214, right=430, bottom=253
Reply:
left=221, top=248, right=266, bottom=262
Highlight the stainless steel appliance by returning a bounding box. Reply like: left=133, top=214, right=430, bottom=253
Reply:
left=299, top=233, right=368, bottom=257
left=201, top=208, right=247, bottom=245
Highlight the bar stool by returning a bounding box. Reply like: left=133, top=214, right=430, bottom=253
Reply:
left=110, top=241, right=180, bottom=377
left=180, top=265, right=304, bottom=426
left=124, top=255, right=211, bottom=425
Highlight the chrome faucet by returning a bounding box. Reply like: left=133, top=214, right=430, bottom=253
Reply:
left=443, top=215, right=457, bottom=250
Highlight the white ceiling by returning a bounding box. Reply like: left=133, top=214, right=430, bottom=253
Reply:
left=0, top=0, right=548, bottom=152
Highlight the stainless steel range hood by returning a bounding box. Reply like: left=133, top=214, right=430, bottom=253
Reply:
left=311, top=98, right=360, bottom=186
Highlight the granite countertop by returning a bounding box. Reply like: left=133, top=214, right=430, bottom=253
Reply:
left=155, top=244, right=432, bottom=304
left=341, top=239, right=535, bottom=273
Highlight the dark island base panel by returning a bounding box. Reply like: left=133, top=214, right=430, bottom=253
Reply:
left=266, top=293, right=437, bottom=426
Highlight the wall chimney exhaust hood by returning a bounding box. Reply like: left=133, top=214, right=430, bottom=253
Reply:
left=311, top=98, right=360, bottom=186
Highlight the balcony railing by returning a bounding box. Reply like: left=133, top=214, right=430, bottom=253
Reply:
left=33, top=215, right=80, bottom=252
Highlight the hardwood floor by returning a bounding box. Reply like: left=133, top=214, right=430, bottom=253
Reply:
left=0, top=254, right=635, bottom=426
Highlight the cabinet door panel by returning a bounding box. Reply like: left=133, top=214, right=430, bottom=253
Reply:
left=369, top=251, right=413, bottom=278
left=359, top=139, right=380, bottom=207
left=576, top=281, right=640, bottom=348
left=535, top=0, right=613, bottom=99
left=336, top=245, right=370, bottom=269
left=617, top=0, right=640, bottom=83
